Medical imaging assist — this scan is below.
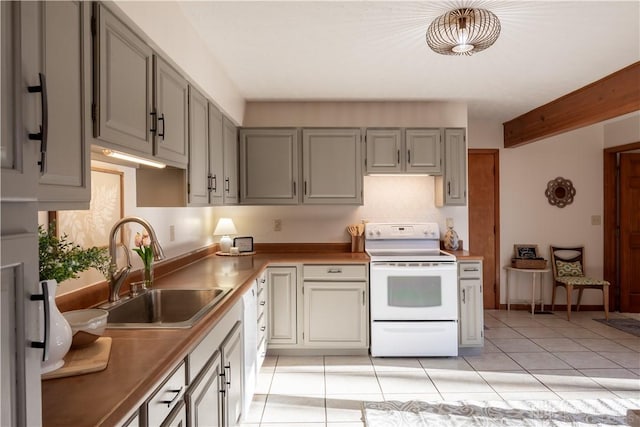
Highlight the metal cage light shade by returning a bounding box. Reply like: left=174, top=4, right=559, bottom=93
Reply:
left=426, top=8, right=501, bottom=56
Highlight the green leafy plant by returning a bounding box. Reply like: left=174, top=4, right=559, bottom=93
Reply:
left=38, top=224, right=111, bottom=283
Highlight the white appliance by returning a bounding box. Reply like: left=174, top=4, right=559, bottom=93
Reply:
left=366, top=223, right=459, bottom=357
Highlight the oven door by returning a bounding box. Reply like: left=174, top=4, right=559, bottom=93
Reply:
left=370, top=262, right=458, bottom=321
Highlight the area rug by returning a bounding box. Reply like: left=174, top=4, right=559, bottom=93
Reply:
left=594, top=318, right=640, bottom=337
left=363, top=398, right=640, bottom=426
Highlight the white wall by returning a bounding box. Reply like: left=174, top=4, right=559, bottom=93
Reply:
left=603, top=111, right=640, bottom=148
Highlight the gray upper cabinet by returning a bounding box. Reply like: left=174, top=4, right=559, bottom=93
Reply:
left=187, top=86, right=209, bottom=205
left=222, top=117, right=239, bottom=205
left=208, top=104, right=224, bottom=206
left=405, top=129, right=442, bottom=174
left=436, top=128, right=467, bottom=206
left=153, top=56, right=188, bottom=166
left=365, top=129, right=402, bottom=174
left=94, top=3, right=153, bottom=155
left=302, top=128, right=363, bottom=205
left=239, top=128, right=299, bottom=205
left=37, top=1, right=92, bottom=210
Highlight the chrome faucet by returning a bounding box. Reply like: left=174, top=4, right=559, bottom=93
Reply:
left=107, top=217, right=166, bottom=303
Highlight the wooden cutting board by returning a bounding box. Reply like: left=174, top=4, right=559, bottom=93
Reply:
left=42, top=337, right=112, bottom=380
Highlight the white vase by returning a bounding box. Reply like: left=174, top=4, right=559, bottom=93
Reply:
left=38, top=279, right=72, bottom=374
left=443, top=226, right=460, bottom=251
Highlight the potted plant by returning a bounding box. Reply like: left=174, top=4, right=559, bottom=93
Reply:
left=37, top=224, right=110, bottom=373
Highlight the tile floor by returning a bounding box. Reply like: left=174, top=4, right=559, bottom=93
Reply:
left=242, top=310, right=640, bottom=426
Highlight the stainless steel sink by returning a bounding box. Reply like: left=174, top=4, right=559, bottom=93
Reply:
left=106, top=288, right=231, bottom=328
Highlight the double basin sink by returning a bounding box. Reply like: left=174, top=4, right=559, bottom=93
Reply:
left=105, top=288, right=231, bottom=329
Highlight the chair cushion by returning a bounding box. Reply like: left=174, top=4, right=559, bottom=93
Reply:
left=556, top=260, right=583, bottom=277
left=556, top=276, right=610, bottom=286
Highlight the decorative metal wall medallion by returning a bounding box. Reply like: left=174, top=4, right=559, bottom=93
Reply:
left=545, top=177, right=576, bottom=208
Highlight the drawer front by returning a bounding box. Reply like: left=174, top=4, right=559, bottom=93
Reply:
left=303, top=264, right=367, bottom=281
left=257, top=287, right=267, bottom=318
left=147, top=361, right=186, bottom=427
left=257, top=273, right=266, bottom=293
left=458, top=262, right=482, bottom=279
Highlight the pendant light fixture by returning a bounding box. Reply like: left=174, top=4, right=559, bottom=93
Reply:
left=426, top=8, right=500, bottom=56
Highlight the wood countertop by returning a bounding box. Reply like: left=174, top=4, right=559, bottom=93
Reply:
left=42, top=251, right=370, bottom=427
left=445, top=249, right=484, bottom=261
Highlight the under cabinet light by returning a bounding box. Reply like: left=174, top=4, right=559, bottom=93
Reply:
left=102, top=149, right=166, bottom=169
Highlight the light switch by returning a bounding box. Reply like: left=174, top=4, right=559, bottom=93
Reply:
left=591, top=215, right=601, bottom=226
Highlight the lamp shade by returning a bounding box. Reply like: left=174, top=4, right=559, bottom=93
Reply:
left=426, top=8, right=500, bottom=56
left=213, top=218, right=237, bottom=236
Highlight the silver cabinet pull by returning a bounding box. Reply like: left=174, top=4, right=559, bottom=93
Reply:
left=159, top=386, right=183, bottom=407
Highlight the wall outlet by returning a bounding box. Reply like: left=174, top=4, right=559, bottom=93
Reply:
left=169, top=225, right=175, bottom=242
left=591, top=215, right=602, bottom=226
left=274, top=219, right=282, bottom=232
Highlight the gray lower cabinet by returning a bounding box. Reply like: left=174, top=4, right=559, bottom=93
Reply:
left=223, top=117, right=239, bottom=205
left=458, top=261, right=484, bottom=348
left=436, top=128, right=467, bottom=206
left=302, top=128, right=363, bottom=205
left=239, top=128, right=299, bottom=205
left=162, top=401, right=187, bottom=427
left=187, top=86, right=210, bottom=205
left=267, top=267, right=298, bottom=346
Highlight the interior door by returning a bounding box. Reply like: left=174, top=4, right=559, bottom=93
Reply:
left=619, top=153, right=640, bottom=312
left=468, top=149, right=499, bottom=309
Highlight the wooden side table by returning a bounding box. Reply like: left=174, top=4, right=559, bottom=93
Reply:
left=504, top=266, right=551, bottom=315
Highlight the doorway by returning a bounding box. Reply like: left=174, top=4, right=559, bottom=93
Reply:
left=468, top=149, right=500, bottom=309
left=604, top=142, right=640, bottom=312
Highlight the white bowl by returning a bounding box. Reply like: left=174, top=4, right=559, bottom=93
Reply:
left=62, top=309, right=108, bottom=348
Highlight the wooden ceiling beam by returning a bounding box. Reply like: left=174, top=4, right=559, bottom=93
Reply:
left=503, top=61, right=640, bottom=148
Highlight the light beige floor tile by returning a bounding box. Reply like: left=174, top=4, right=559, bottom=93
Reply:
left=529, top=369, right=604, bottom=392
left=244, top=394, right=267, bottom=423
left=507, top=352, right=572, bottom=370
left=614, top=338, right=640, bottom=352
left=579, top=368, right=640, bottom=391
left=275, top=356, right=325, bottom=373
left=586, top=325, right=637, bottom=340
left=261, top=394, right=326, bottom=423
left=552, top=327, right=605, bottom=339
left=325, top=393, right=383, bottom=423
left=598, top=352, right=640, bottom=369
left=270, top=372, right=325, bottom=395
left=491, top=338, right=545, bottom=353
left=376, top=371, right=438, bottom=394
left=383, top=393, right=442, bottom=402
left=418, top=357, right=473, bottom=371
left=531, top=338, right=588, bottom=352
left=611, top=390, right=640, bottom=398
left=554, top=390, right=620, bottom=400
left=427, top=369, right=493, bottom=393
left=500, top=317, right=545, bottom=328
left=261, top=424, right=326, bottom=427
left=439, top=392, right=502, bottom=401
left=256, top=372, right=274, bottom=394
left=371, top=357, right=423, bottom=372
left=464, top=353, right=523, bottom=371
left=478, top=370, right=548, bottom=393
left=533, top=318, right=574, bottom=328
left=481, top=340, right=502, bottom=353
left=326, top=423, right=365, bottom=427
left=630, top=368, right=640, bottom=375
left=497, top=391, right=560, bottom=401
left=577, top=339, right=632, bottom=352
left=325, top=356, right=374, bottom=373
left=484, top=317, right=508, bottom=328
left=484, top=328, right=525, bottom=339
left=263, top=355, right=278, bottom=367
left=325, top=372, right=382, bottom=395
left=513, top=327, right=564, bottom=339
left=554, top=351, right=622, bottom=369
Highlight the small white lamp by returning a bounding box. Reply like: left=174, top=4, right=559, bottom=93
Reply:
left=214, top=218, right=237, bottom=253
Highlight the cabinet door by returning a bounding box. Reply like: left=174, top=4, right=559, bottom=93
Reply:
left=161, top=400, right=186, bottom=427
left=187, top=86, right=209, bottom=206
left=2, top=1, right=38, bottom=201
left=186, top=351, right=222, bottom=427
left=365, top=129, right=402, bottom=174
left=95, top=3, right=153, bottom=155
left=303, top=282, right=367, bottom=348
left=267, top=267, right=297, bottom=345
left=222, top=117, right=238, bottom=205
left=405, top=129, right=441, bottom=174
left=221, top=322, right=243, bottom=427
left=437, top=128, right=467, bottom=206
left=459, top=278, right=484, bottom=347
left=36, top=1, right=91, bottom=210
left=154, top=56, right=188, bottom=166
left=239, top=128, right=299, bottom=205
left=208, top=104, right=224, bottom=205
left=302, top=129, right=362, bottom=204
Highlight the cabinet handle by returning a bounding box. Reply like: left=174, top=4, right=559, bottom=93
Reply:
left=225, top=364, right=231, bottom=388
left=28, top=73, right=48, bottom=173
left=225, top=177, right=230, bottom=193
left=149, top=111, right=157, bottom=134
left=260, top=278, right=266, bottom=284
left=160, top=386, right=183, bottom=407
left=260, top=326, right=266, bottom=332
left=462, top=289, right=466, bottom=304
left=293, top=181, right=296, bottom=196
left=463, top=268, right=479, bottom=272
left=447, top=181, right=451, bottom=195
left=29, top=281, right=50, bottom=362
left=397, top=149, right=400, bottom=164
left=327, top=268, right=342, bottom=274
left=362, top=290, right=365, bottom=306
left=407, top=149, right=411, bottom=164
left=212, top=174, right=217, bottom=192
left=304, top=181, right=307, bottom=195
left=207, top=174, right=213, bottom=192
left=158, top=113, right=165, bottom=140
left=259, top=301, right=266, bottom=306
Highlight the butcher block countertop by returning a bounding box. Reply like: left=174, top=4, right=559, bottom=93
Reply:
left=42, top=250, right=370, bottom=427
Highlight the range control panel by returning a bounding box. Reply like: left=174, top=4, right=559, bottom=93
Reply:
left=365, top=223, right=440, bottom=240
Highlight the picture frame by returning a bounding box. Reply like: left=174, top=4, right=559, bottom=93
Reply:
left=52, top=167, right=124, bottom=248
left=233, top=236, right=254, bottom=253
left=514, top=244, right=539, bottom=259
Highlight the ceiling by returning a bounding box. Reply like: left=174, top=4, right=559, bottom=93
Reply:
left=178, top=1, right=640, bottom=123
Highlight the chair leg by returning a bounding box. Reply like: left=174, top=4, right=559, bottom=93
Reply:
left=551, top=284, right=557, bottom=311
left=603, top=286, right=610, bottom=321
left=566, top=284, right=573, bottom=321
left=576, top=288, right=584, bottom=312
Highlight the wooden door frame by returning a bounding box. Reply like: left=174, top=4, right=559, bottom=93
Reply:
left=603, top=141, right=640, bottom=311
left=468, top=148, right=501, bottom=309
